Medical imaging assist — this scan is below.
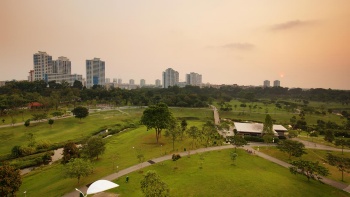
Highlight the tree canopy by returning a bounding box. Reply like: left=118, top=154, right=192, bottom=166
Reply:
left=140, top=170, right=169, bottom=197
left=140, top=103, right=173, bottom=144
left=64, top=158, right=93, bottom=184
left=71, top=106, right=89, bottom=121
left=277, top=140, right=306, bottom=159
left=289, top=160, right=329, bottom=181
left=0, top=163, right=22, bottom=196
left=82, top=136, right=106, bottom=160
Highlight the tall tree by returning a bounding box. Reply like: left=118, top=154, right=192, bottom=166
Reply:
left=62, top=142, right=80, bottom=164
left=324, top=130, right=335, bottom=143
left=201, top=121, right=217, bottom=147
left=327, top=153, right=350, bottom=182
left=164, top=118, right=182, bottom=151
left=180, top=119, right=188, bottom=140
left=230, top=135, right=247, bottom=152
left=140, top=103, right=173, bottom=144
left=71, top=106, right=89, bottom=121
left=186, top=126, right=200, bottom=149
left=334, top=138, right=350, bottom=154
left=0, top=163, right=22, bottom=197
left=277, top=140, right=306, bottom=159
left=262, top=114, right=274, bottom=144
left=82, top=136, right=106, bottom=160
left=289, top=160, right=329, bottom=181
left=140, top=170, right=169, bottom=197
left=64, top=158, right=93, bottom=184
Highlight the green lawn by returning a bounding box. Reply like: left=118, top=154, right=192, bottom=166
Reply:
left=258, top=146, right=350, bottom=183
left=110, top=149, right=349, bottom=197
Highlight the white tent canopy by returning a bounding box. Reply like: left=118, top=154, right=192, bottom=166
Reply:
left=86, top=180, right=119, bottom=195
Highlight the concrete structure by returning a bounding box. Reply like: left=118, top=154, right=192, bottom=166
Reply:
left=273, top=80, right=280, bottom=87
left=129, top=79, right=135, bottom=85
left=28, top=70, right=34, bottom=82
left=86, top=58, right=105, bottom=88
left=105, top=78, right=111, bottom=83
left=45, top=73, right=83, bottom=86
left=118, top=78, right=122, bottom=84
left=186, top=72, right=202, bottom=87
left=155, top=79, right=161, bottom=87
left=162, top=68, right=179, bottom=88
left=33, top=51, right=53, bottom=81
left=140, top=79, right=146, bottom=87
left=52, top=56, right=71, bottom=74
left=263, top=80, right=270, bottom=87
left=233, top=122, right=287, bottom=137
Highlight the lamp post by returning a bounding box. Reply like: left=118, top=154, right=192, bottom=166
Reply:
left=24, top=191, right=26, bottom=197
left=161, top=145, right=163, bottom=156
left=75, top=188, right=86, bottom=197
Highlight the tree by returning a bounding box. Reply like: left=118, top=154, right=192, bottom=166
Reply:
left=164, top=118, right=182, bottom=151
left=262, top=114, right=274, bottom=144
left=71, top=106, right=89, bottom=121
left=335, top=138, right=350, bottom=154
left=277, top=140, right=306, bottom=159
left=327, top=153, right=350, bottom=182
left=289, top=160, right=329, bottom=181
left=140, top=103, right=173, bottom=144
left=186, top=126, right=200, bottom=149
left=64, top=158, right=93, bottom=184
left=82, top=136, right=106, bottom=160
left=48, top=119, right=54, bottom=128
left=24, top=119, right=30, bottom=127
left=230, top=135, right=247, bottom=152
left=230, top=151, right=238, bottom=165
left=62, top=142, right=80, bottom=164
left=180, top=119, right=188, bottom=140
left=324, top=130, right=335, bottom=143
left=201, top=121, right=217, bottom=147
left=140, top=170, right=169, bottom=197
left=0, top=163, right=22, bottom=196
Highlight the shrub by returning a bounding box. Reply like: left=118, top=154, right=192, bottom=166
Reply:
left=172, top=154, right=181, bottom=161
left=288, top=130, right=298, bottom=138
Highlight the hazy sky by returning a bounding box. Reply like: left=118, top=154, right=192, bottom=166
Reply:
left=1, top=0, right=350, bottom=89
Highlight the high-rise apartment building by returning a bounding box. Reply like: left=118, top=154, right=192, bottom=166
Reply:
left=33, top=51, right=53, bottom=81
left=52, top=56, right=71, bottom=74
left=129, top=79, right=135, bottom=85
left=86, top=58, right=105, bottom=88
left=155, top=79, right=161, bottom=87
left=28, top=70, right=34, bottom=82
left=186, top=72, right=202, bottom=87
left=263, top=80, right=270, bottom=87
left=273, top=80, right=281, bottom=87
left=162, top=68, right=179, bottom=88
left=140, top=79, right=146, bottom=87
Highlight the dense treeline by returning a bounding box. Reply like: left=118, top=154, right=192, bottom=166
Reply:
left=1, top=80, right=350, bottom=114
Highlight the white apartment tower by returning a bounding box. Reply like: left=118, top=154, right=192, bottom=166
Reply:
left=155, top=79, right=161, bottom=87
left=263, top=80, right=270, bottom=87
left=186, top=72, right=202, bottom=87
left=86, top=58, right=105, bottom=88
left=53, top=56, right=71, bottom=74
left=273, top=80, right=281, bottom=87
left=140, top=79, right=146, bottom=87
left=129, top=79, right=135, bottom=85
left=162, top=68, right=179, bottom=88
left=33, top=51, right=53, bottom=81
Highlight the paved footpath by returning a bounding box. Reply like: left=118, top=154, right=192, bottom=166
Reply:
left=64, top=142, right=350, bottom=197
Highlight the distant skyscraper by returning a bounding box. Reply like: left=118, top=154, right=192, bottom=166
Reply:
left=129, top=79, right=135, bottom=85
left=140, top=79, right=146, bottom=87
left=155, top=79, right=161, bottom=87
left=105, top=78, right=111, bottom=83
left=33, top=51, right=53, bottom=81
left=52, top=56, right=71, bottom=74
left=186, top=72, right=202, bottom=87
left=28, top=70, right=34, bottom=82
left=273, top=80, right=280, bottom=87
left=118, top=78, right=122, bottom=84
left=113, top=78, right=118, bottom=83
left=162, top=68, right=179, bottom=88
left=86, top=58, right=105, bottom=88
left=263, top=80, right=270, bottom=87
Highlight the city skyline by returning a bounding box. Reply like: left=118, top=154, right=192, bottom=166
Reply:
left=1, top=1, right=350, bottom=90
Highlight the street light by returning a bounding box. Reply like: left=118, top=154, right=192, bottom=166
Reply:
left=75, top=188, right=86, bottom=197
left=24, top=191, right=26, bottom=197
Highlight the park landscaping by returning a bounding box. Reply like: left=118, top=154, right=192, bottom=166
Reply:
left=110, top=149, right=349, bottom=197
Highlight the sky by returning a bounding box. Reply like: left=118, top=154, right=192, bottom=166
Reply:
left=1, top=0, right=350, bottom=90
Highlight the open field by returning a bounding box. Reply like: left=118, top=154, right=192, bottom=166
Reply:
left=15, top=108, right=214, bottom=196
left=258, top=147, right=350, bottom=183
left=110, top=149, right=349, bottom=197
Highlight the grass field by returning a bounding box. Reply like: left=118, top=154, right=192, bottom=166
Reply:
left=258, top=147, right=350, bottom=183
left=110, top=149, right=349, bottom=197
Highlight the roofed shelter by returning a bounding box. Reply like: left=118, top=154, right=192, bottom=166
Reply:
left=233, top=122, right=287, bottom=138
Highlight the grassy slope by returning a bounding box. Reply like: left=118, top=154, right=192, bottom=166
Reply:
left=111, top=149, right=349, bottom=197
left=258, top=146, right=350, bottom=183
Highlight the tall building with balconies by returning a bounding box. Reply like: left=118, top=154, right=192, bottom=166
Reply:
left=140, top=79, right=146, bottom=87
left=52, top=56, right=71, bottom=74
left=155, top=79, right=161, bottom=87
left=33, top=51, right=53, bottom=81
left=162, top=68, right=179, bottom=88
left=86, top=58, right=105, bottom=88
left=186, top=72, right=202, bottom=87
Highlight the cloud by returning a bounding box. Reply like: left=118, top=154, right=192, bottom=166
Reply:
left=270, top=20, right=317, bottom=31
left=221, top=42, right=255, bottom=50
